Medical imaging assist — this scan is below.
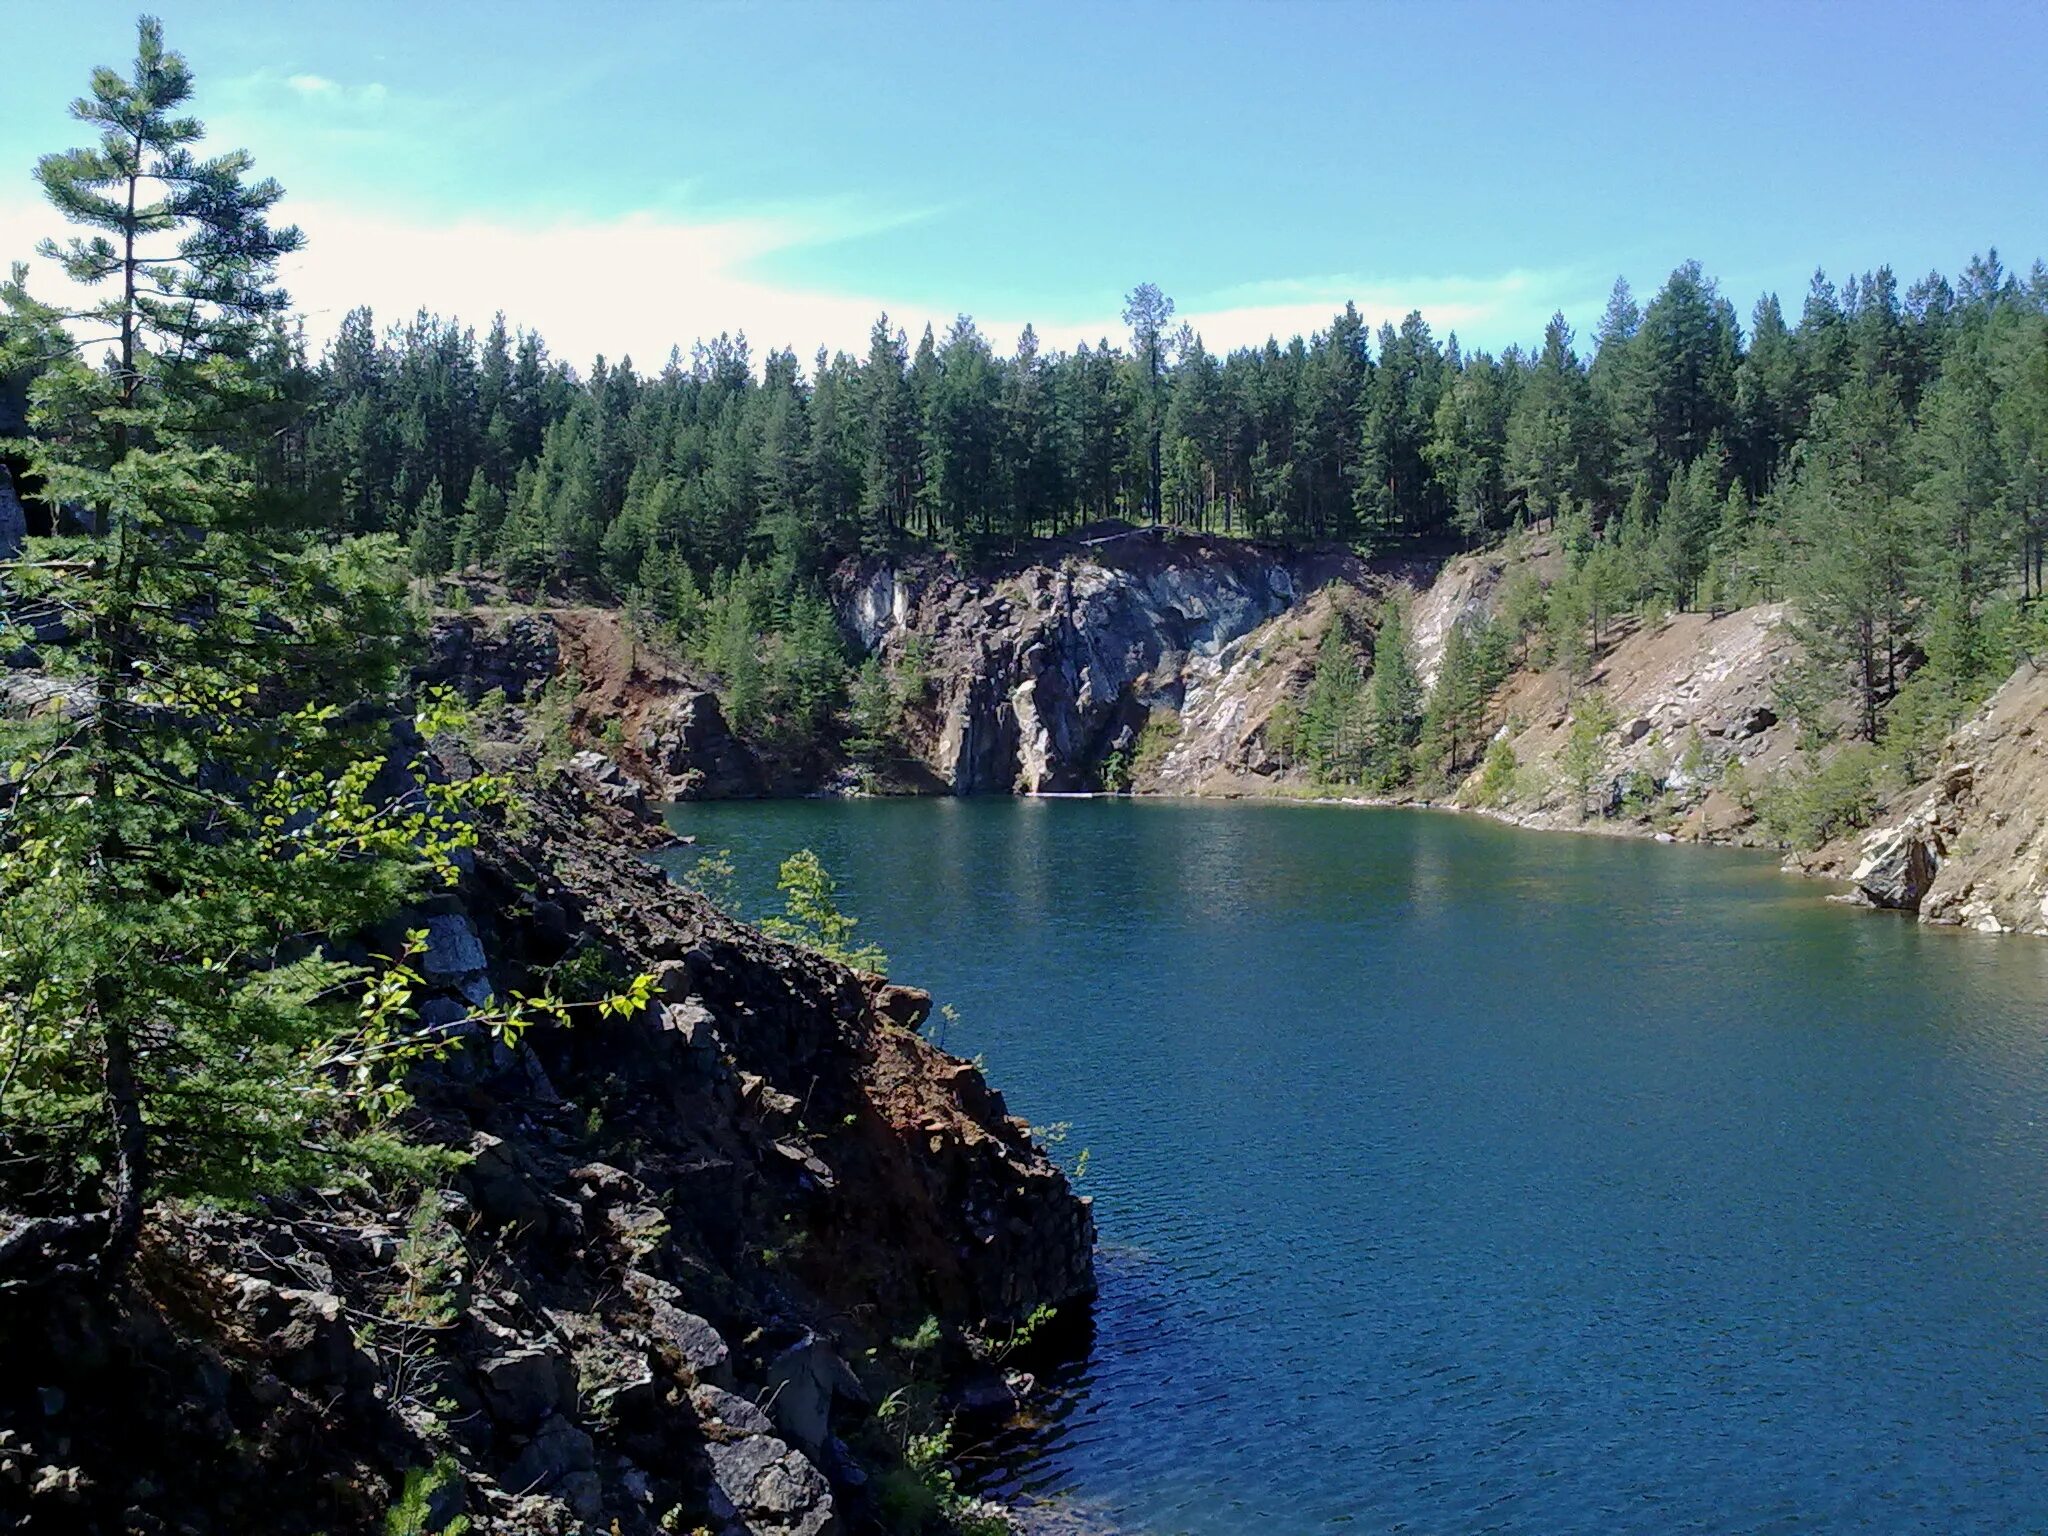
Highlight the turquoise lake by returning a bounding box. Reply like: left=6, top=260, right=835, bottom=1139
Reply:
left=658, top=798, right=2048, bottom=1534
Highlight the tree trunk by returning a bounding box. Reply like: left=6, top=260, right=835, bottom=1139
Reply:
left=96, top=145, right=149, bottom=1281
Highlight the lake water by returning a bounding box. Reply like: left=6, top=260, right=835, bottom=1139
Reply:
left=657, top=798, right=2048, bottom=1534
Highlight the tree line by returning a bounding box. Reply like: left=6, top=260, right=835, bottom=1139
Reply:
left=261, top=255, right=2045, bottom=572
left=247, top=247, right=2048, bottom=764
left=13, top=31, right=2048, bottom=789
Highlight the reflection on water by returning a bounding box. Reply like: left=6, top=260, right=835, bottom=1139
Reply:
left=661, top=798, right=2048, bottom=1534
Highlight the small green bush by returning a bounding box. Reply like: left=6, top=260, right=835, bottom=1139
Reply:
left=762, top=850, right=887, bottom=972
left=384, top=1455, right=470, bottom=1536
left=1473, top=738, right=1518, bottom=807
left=1752, top=744, right=1886, bottom=849
left=1129, top=707, right=1183, bottom=781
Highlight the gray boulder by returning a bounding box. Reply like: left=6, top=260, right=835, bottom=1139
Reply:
left=567, top=749, right=649, bottom=818
left=1852, top=766, right=1972, bottom=911
left=476, top=1345, right=576, bottom=1430
left=1853, top=823, right=1941, bottom=910
left=504, top=1412, right=599, bottom=1517
left=645, top=1297, right=732, bottom=1388
left=421, top=913, right=489, bottom=982
left=763, top=1334, right=862, bottom=1455
left=651, top=997, right=722, bottom=1078
left=690, top=1383, right=776, bottom=1437
left=228, top=1277, right=374, bottom=1389
left=705, top=1434, right=837, bottom=1536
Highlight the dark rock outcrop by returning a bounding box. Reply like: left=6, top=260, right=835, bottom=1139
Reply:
left=423, top=612, right=560, bottom=702
left=0, top=779, right=1094, bottom=1534
left=639, top=687, right=760, bottom=799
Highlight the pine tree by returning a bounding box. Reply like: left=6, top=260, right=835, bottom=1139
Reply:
left=1560, top=689, right=1618, bottom=818
left=1505, top=315, right=1597, bottom=526
left=1780, top=378, right=1916, bottom=740
left=847, top=656, right=897, bottom=765
left=408, top=479, right=452, bottom=576
left=1633, top=262, right=1740, bottom=495
left=1300, top=619, right=1367, bottom=781
left=458, top=464, right=505, bottom=570
left=859, top=316, right=916, bottom=547
left=1899, top=338, right=2014, bottom=738
left=1650, top=450, right=1724, bottom=610
left=1122, top=284, right=1175, bottom=525
left=1733, top=293, right=1803, bottom=497
left=1356, top=314, right=1448, bottom=545
left=0, top=19, right=477, bottom=1276
left=1589, top=276, right=1646, bottom=493
left=1418, top=617, right=1497, bottom=783
left=1992, top=305, right=2048, bottom=600
left=1362, top=598, right=1424, bottom=788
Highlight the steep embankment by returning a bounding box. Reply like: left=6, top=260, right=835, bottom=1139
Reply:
left=1131, top=536, right=1808, bottom=837
left=1812, top=661, right=2048, bottom=935
left=1469, top=601, right=1805, bottom=837
left=839, top=526, right=1374, bottom=793
left=0, top=732, right=1093, bottom=1533
left=430, top=606, right=774, bottom=799
left=1146, top=587, right=1355, bottom=793
left=1123, top=534, right=2048, bottom=936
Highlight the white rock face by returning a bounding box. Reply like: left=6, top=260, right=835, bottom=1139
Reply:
left=845, top=563, right=911, bottom=651
left=1011, top=676, right=1053, bottom=793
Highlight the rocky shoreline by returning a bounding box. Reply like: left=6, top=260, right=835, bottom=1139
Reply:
left=0, top=763, right=1096, bottom=1535
left=453, top=521, right=2048, bottom=943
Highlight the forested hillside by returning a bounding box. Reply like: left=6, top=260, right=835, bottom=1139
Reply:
left=8, top=38, right=2048, bottom=783
left=154, top=253, right=2048, bottom=769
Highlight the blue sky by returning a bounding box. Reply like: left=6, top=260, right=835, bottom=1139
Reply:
left=5, top=1, right=2045, bottom=369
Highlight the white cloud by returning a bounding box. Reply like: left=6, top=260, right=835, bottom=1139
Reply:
left=0, top=192, right=1579, bottom=373
left=274, top=200, right=944, bottom=368
left=249, top=71, right=389, bottom=115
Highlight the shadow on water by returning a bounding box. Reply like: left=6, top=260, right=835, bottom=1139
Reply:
left=657, top=798, right=2048, bottom=1535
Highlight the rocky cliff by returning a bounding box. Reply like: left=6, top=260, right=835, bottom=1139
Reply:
left=1130, top=538, right=1807, bottom=839
left=429, top=606, right=775, bottom=800
left=1143, top=587, right=1355, bottom=793
left=1821, top=660, right=2048, bottom=935
left=840, top=526, right=1371, bottom=794
left=430, top=532, right=2048, bottom=946
left=0, top=772, right=1094, bottom=1535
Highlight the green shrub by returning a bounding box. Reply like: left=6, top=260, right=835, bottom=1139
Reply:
left=1099, top=746, right=1133, bottom=793
left=384, top=1455, right=470, bottom=1535
left=1473, top=738, right=1518, bottom=807
left=761, top=850, right=887, bottom=972
left=1752, top=744, right=1886, bottom=849
left=1558, top=690, right=1618, bottom=817
left=1129, top=707, right=1183, bottom=781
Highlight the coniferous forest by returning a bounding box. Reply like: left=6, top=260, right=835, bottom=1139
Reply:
left=159, top=252, right=2048, bottom=765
